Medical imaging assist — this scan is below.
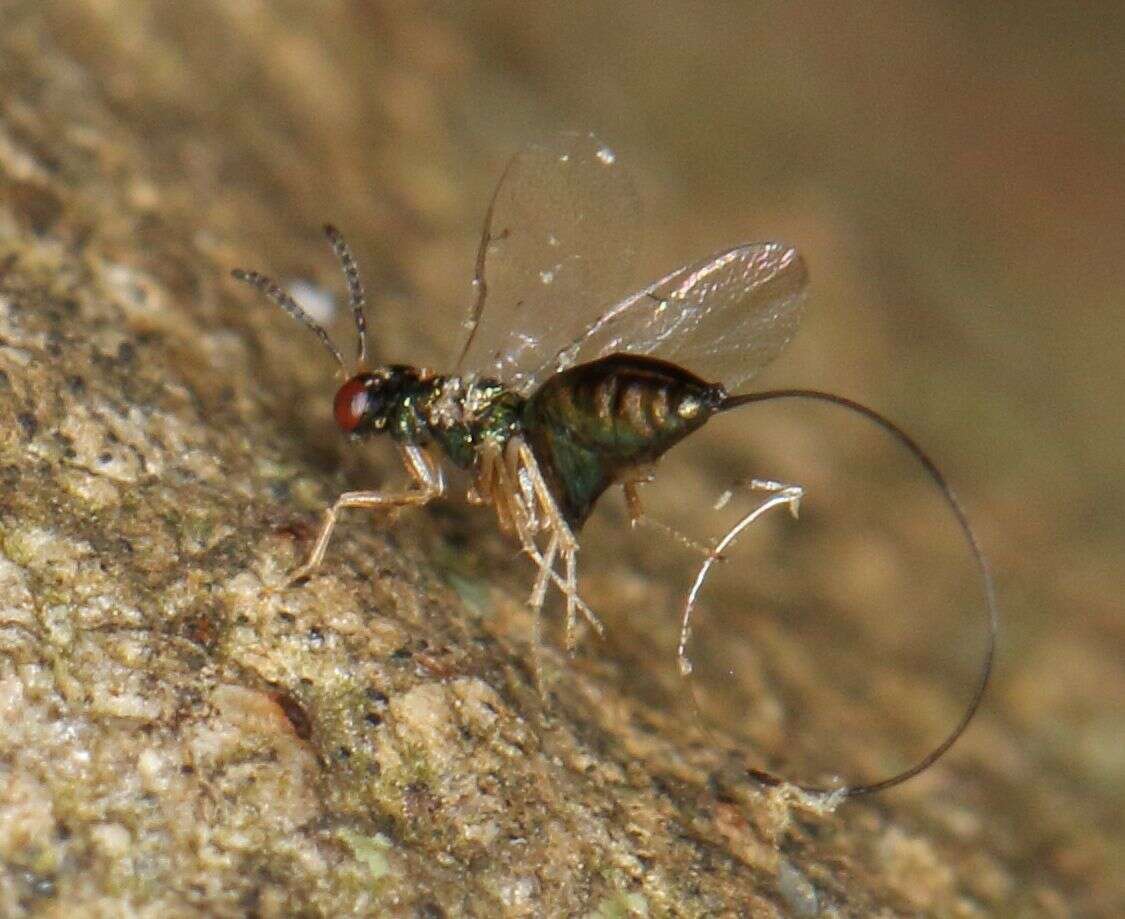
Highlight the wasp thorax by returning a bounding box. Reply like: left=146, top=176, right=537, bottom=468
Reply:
left=333, top=372, right=391, bottom=434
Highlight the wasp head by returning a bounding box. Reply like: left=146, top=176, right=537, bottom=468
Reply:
left=333, top=371, right=396, bottom=436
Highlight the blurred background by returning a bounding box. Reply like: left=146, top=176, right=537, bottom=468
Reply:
left=29, top=1, right=1124, bottom=913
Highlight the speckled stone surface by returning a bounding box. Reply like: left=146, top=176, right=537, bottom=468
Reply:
left=1, top=3, right=1121, bottom=917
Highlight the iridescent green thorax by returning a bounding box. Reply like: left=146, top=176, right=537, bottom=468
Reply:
left=523, top=353, right=726, bottom=528
left=385, top=370, right=526, bottom=469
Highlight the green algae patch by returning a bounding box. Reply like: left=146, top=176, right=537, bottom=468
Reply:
left=587, top=891, right=650, bottom=919
left=337, top=828, right=392, bottom=883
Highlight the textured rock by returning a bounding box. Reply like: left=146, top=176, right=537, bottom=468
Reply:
left=1, top=3, right=1121, bottom=917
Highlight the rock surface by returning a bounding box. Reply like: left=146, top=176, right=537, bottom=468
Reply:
left=1, top=3, right=1121, bottom=917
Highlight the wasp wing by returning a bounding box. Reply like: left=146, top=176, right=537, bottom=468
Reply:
left=455, top=132, right=641, bottom=392
left=534, top=242, right=808, bottom=392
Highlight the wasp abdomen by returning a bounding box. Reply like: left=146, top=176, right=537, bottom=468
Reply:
left=524, top=353, right=725, bottom=527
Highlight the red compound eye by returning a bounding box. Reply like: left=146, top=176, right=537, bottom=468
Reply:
left=333, top=376, right=370, bottom=432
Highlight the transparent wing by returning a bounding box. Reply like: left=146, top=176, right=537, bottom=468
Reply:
left=455, top=132, right=641, bottom=391
left=539, top=243, right=808, bottom=392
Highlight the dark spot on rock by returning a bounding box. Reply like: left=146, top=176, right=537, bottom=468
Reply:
left=117, top=341, right=136, bottom=364
left=180, top=764, right=195, bottom=775
left=239, top=885, right=262, bottom=916
left=0, top=369, right=9, bottom=389
left=181, top=611, right=219, bottom=649
left=307, top=626, right=324, bottom=647
left=45, top=329, right=63, bottom=357
left=391, top=646, right=411, bottom=660
left=364, top=712, right=382, bottom=727
left=274, top=516, right=313, bottom=541
left=336, top=746, right=351, bottom=760
left=8, top=180, right=64, bottom=236
left=17, top=412, right=38, bottom=438
left=65, top=374, right=86, bottom=394
left=402, top=781, right=437, bottom=820
left=98, top=452, right=113, bottom=465
left=30, top=874, right=56, bottom=898
left=365, top=687, right=388, bottom=705
left=416, top=902, right=445, bottom=919
left=272, top=690, right=312, bottom=741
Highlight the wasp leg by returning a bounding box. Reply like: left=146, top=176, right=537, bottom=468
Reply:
left=488, top=440, right=552, bottom=691
left=523, top=530, right=561, bottom=696
left=504, top=438, right=541, bottom=532
left=622, top=479, right=719, bottom=559
left=529, top=531, right=560, bottom=611
left=676, top=480, right=803, bottom=677
left=513, top=440, right=604, bottom=648
left=287, top=444, right=445, bottom=584
left=492, top=441, right=536, bottom=546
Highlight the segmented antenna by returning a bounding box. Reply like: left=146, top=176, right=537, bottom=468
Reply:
left=230, top=268, right=345, bottom=368
left=323, top=224, right=369, bottom=368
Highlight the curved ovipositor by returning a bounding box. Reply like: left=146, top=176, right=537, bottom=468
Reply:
left=679, top=389, right=998, bottom=798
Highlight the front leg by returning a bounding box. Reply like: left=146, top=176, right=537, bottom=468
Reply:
left=288, top=444, right=445, bottom=584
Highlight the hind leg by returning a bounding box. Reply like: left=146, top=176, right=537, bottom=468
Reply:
left=676, top=480, right=803, bottom=677
left=623, top=479, right=719, bottom=558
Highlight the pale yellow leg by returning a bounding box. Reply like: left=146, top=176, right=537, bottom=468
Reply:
left=513, top=441, right=603, bottom=643
left=623, top=479, right=721, bottom=559
left=288, top=444, right=444, bottom=584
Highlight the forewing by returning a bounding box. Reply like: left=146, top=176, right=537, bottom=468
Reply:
left=455, top=132, right=641, bottom=391
left=541, top=243, right=808, bottom=391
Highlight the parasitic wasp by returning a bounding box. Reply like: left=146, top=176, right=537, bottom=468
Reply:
left=233, top=132, right=997, bottom=799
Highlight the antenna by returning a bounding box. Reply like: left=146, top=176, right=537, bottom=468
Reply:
left=323, top=224, right=369, bottom=368
left=230, top=268, right=345, bottom=368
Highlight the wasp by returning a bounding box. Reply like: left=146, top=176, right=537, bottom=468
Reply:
left=233, top=133, right=996, bottom=798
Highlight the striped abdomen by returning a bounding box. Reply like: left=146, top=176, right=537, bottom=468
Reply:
left=523, top=353, right=726, bottom=528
